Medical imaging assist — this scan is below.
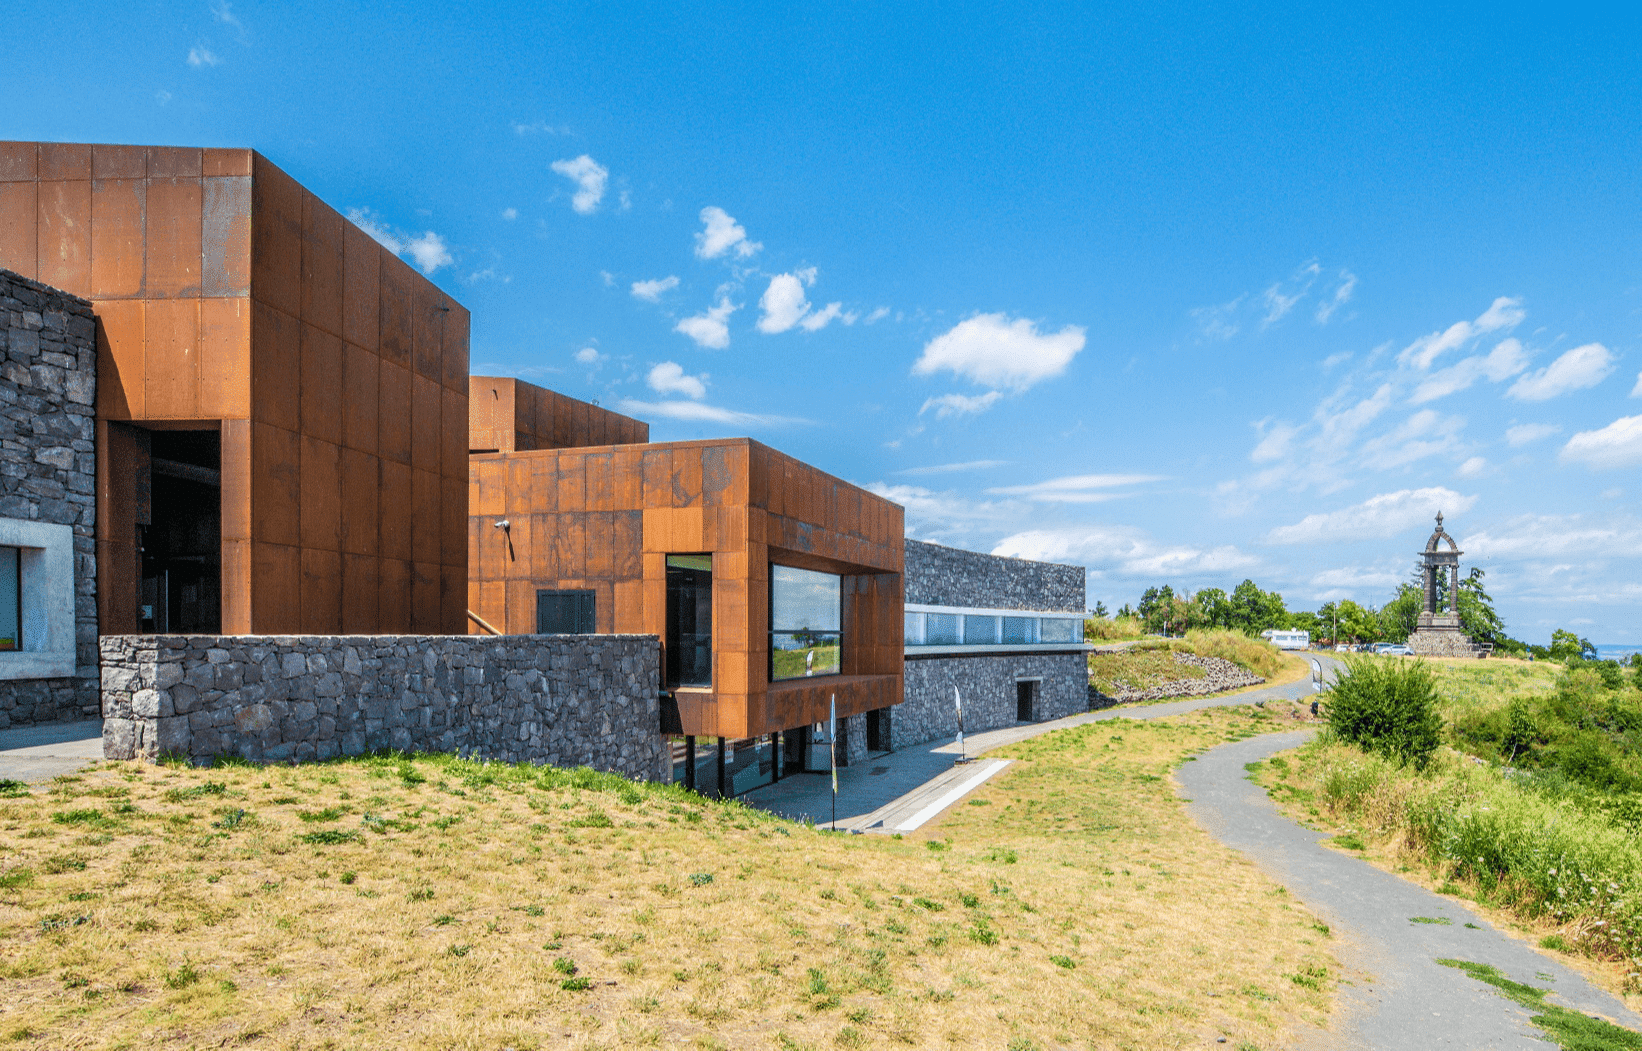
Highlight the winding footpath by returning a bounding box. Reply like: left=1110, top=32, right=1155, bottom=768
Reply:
left=1179, top=730, right=1642, bottom=1048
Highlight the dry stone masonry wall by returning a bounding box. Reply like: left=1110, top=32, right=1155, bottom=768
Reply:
left=100, top=634, right=665, bottom=781
left=0, top=269, right=98, bottom=728
left=904, top=539, right=1085, bottom=612
left=1091, top=652, right=1262, bottom=704
left=899, top=652, right=1088, bottom=747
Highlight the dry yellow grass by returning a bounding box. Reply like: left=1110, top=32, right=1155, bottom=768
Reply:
left=1, top=705, right=1337, bottom=1050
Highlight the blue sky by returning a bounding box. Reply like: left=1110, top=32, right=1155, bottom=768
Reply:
left=9, top=2, right=1642, bottom=643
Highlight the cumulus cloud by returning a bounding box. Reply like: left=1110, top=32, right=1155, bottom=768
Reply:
left=991, top=526, right=1259, bottom=578
left=918, top=392, right=1002, bottom=418
left=674, top=297, right=738, bottom=350
left=800, top=302, right=855, bottom=331
left=757, top=270, right=815, bottom=333
left=646, top=361, right=708, bottom=400
left=1507, top=343, right=1614, bottom=401
left=1457, top=456, right=1488, bottom=478
left=1265, top=487, right=1477, bottom=545
left=574, top=347, right=603, bottom=365
left=1357, top=409, right=1465, bottom=470
left=1315, top=271, right=1358, bottom=323
left=1250, top=420, right=1299, bottom=464
left=631, top=275, right=679, bottom=302
left=187, top=46, right=222, bottom=67
left=615, top=398, right=800, bottom=428
left=1463, top=513, right=1642, bottom=559
left=1561, top=415, right=1642, bottom=470
left=1505, top=422, right=1560, bottom=447
left=345, top=208, right=453, bottom=275
left=985, top=474, right=1165, bottom=503
left=550, top=155, right=608, bottom=214
left=1409, top=338, right=1529, bottom=403
left=1399, top=296, right=1525, bottom=370
left=694, top=206, right=760, bottom=259
left=913, top=313, right=1085, bottom=392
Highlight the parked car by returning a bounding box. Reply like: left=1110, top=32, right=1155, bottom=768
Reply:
left=1381, top=644, right=1414, bottom=657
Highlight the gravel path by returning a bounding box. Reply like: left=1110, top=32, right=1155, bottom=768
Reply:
left=1178, top=730, right=1642, bottom=1049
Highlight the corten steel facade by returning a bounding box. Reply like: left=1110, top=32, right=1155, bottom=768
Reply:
left=469, top=376, right=647, bottom=453
left=0, top=141, right=470, bottom=637
left=467, top=415, right=904, bottom=742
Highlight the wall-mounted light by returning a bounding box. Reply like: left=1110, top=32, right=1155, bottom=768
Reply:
left=494, top=519, right=510, bottom=531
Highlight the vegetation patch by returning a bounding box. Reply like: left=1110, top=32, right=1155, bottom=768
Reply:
left=1438, top=959, right=1642, bottom=1050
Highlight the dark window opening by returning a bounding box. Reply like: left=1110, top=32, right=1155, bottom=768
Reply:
left=141, top=430, right=221, bottom=635
left=866, top=708, right=890, bottom=753
left=537, top=589, right=596, bottom=633
left=0, top=546, right=19, bottom=651
left=666, top=554, right=712, bottom=687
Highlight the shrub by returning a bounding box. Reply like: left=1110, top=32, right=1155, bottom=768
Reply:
left=1327, top=657, right=1444, bottom=769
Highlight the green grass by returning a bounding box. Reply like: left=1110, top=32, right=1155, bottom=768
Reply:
left=1438, top=959, right=1642, bottom=1050
left=771, top=644, right=841, bottom=680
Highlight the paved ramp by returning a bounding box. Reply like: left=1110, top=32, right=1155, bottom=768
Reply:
left=0, top=720, right=104, bottom=784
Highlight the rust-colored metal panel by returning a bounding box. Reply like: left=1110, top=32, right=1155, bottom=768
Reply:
left=411, top=561, right=440, bottom=633
left=339, top=446, right=379, bottom=557
left=472, top=579, right=504, bottom=633
left=556, top=455, right=586, bottom=513
left=250, top=421, right=301, bottom=547
left=249, top=299, right=299, bottom=429
left=411, top=468, right=440, bottom=565
left=377, top=255, right=411, bottom=367
left=250, top=541, right=300, bottom=634
left=341, top=221, right=380, bottom=349
left=671, top=449, right=703, bottom=508
left=341, top=552, right=379, bottom=633
left=581, top=511, right=614, bottom=578
left=528, top=453, right=559, bottom=513
left=220, top=538, right=252, bottom=634
left=198, top=297, right=250, bottom=419
left=299, top=323, right=343, bottom=445
left=412, top=281, right=441, bottom=381
left=93, top=145, right=146, bottom=180
left=95, top=421, right=140, bottom=634
left=612, top=509, right=642, bottom=578
left=202, top=175, right=251, bottom=297
left=300, top=192, right=345, bottom=337
left=583, top=451, right=613, bottom=511
left=142, top=298, right=200, bottom=418
left=441, top=386, right=465, bottom=481
left=39, top=143, right=91, bottom=181
left=612, top=579, right=644, bottom=633
left=440, top=563, right=465, bottom=634
left=468, top=458, right=504, bottom=517
left=93, top=300, right=144, bottom=419
left=378, top=458, right=413, bottom=562
left=554, top=514, right=586, bottom=580
left=377, top=360, right=412, bottom=465
left=147, top=147, right=201, bottom=179
left=0, top=142, right=38, bottom=181
left=442, top=474, right=466, bottom=568
left=410, top=372, right=439, bottom=475
left=144, top=177, right=202, bottom=296
left=250, top=154, right=302, bottom=318
left=378, top=558, right=412, bottom=633
left=300, top=547, right=342, bottom=633
left=441, top=302, right=469, bottom=392
left=0, top=180, right=37, bottom=278
left=89, top=177, right=145, bottom=297
left=640, top=446, right=673, bottom=510
left=299, top=435, right=341, bottom=552
left=219, top=418, right=252, bottom=543
left=37, top=178, right=90, bottom=295
left=340, top=342, right=379, bottom=455
left=203, top=149, right=252, bottom=178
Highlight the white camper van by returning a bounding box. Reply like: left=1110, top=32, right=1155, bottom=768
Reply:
left=1260, top=629, right=1310, bottom=651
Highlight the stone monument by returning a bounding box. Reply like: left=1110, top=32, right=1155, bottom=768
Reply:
left=1405, top=513, right=1490, bottom=658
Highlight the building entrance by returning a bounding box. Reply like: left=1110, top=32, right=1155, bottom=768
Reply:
left=1016, top=679, right=1039, bottom=722
left=138, top=430, right=222, bottom=634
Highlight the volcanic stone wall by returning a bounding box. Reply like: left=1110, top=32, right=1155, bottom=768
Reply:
left=99, top=633, right=665, bottom=780
left=904, top=539, right=1084, bottom=612
left=899, top=652, right=1088, bottom=747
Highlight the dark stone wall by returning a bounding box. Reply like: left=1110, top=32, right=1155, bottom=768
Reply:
left=100, top=633, right=666, bottom=781
left=0, top=269, right=97, bottom=728
left=898, top=652, right=1088, bottom=748
left=904, top=539, right=1084, bottom=612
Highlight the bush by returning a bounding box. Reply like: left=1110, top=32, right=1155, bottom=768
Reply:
left=1326, top=657, right=1443, bottom=769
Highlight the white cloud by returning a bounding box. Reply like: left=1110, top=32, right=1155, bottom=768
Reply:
left=757, top=270, right=815, bottom=334
left=1315, top=271, right=1357, bottom=323
left=674, top=297, right=738, bottom=350
left=694, top=206, right=760, bottom=259
left=1561, top=415, right=1642, bottom=470
left=985, top=474, right=1164, bottom=503
left=1505, top=422, right=1560, bottom=447
left=550, top=155, right=608, bottom=214
left=1399, top=296, right=1525, bottom=370
left=1357, top=408, right=1465, bottom=469
left=1507, top=342, right=1614, bottom=401
left=615, top=399, right=800, bottom=429
left=800, top=302, right=855, bottom=331
left=991, top=526, right=1258, bottom=578
left=501, top=207, right=517, bottom=221
left=512, top=121, right=570, bottom=135
left=1457, top=456, right=1488, bottom=478
left=1633, top=372, right=1642, bottom=398
left=1409, top=337, right=1529, bottom=403
left=1464, top=514, right=1642, bottom=559
left=631, top=275, right=680, bottom=302
left=1261, top=283, right=1304, bottom=327
left=1250, top=420, right=1298, bottom=464
left=1310, top=566, right=1404, bottom=590
left=187, top=46, right=221, bottom=67
left=1190, top=296, right=1244, bottom=341
left=211, top=1, right=243, bottom=29
left=574, top=347, right=603, bottom=365
left=913, top=313, right=1085, bottom=392
left=918, top=392, right=1002, bottom=418
left=897, top=460, right=1010, bottom=476
left=1265, top=487, right=1477, bottom=544
left=345, top=209, right=452, bottom=275
left=863, top=307, right=891, bottom=324
left=647, top=361, right=708, bottom=400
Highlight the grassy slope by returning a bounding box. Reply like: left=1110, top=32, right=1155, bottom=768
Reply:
left=2, top=706, right=1336, bottom=1051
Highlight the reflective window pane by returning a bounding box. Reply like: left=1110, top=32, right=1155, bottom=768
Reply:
left=0, top=547, right=17, bottom=651
left=904, top=611, right=925, bottom=646
left=963, top=615, right=999, bottom=645
left=1039, top=617, right=1078, bottom=643
left=1001, top=616, right=1036, bottom=644
left=771, top=565, right=842, bottom=681
left=925, top=612, right=960, bottom=645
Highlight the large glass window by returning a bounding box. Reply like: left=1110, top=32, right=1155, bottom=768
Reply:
left=963, top=615, right=1000, bottom=645
left=1040, top=617, right=1078, bottom=643
left=925, top=612, right=960, bottom=645
left=666, top=555, right=713, bottom=687
left=537, top=589, right=596, bottom=634
left=770, top=564, right=841, bottom=680
left=903, top=611, right=925, bottom=646
left=0, top=547, right=18, bottom=651
left=1002, top=615, right=1038, bottom=644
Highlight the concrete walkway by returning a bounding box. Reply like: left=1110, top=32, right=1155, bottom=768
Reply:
left=743, top=655, right=1339, bottom=830
left=0, top=719, right=104, bottom=784
left=1178, top=730, right=1642, bottom=1049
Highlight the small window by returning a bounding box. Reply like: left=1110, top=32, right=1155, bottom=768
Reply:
left=0, top=546, right=18, bottom=651
left=537, top=589, right=596, bottom=634
left=903, top=611, right=925, bottom=646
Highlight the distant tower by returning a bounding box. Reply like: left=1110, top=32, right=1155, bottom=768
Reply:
left=1406, top=512, right=1490, bottom=658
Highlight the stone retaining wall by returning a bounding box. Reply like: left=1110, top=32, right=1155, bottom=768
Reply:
left=1407, top=629, right=1489, bottom=659
left=904, top=539, right=1085, bottom=612
left=899, top=652, right=1088, bottom=747
left=1094, top=652, right=1263, bottom=703
left=99, top=633, right=665, bottom=781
